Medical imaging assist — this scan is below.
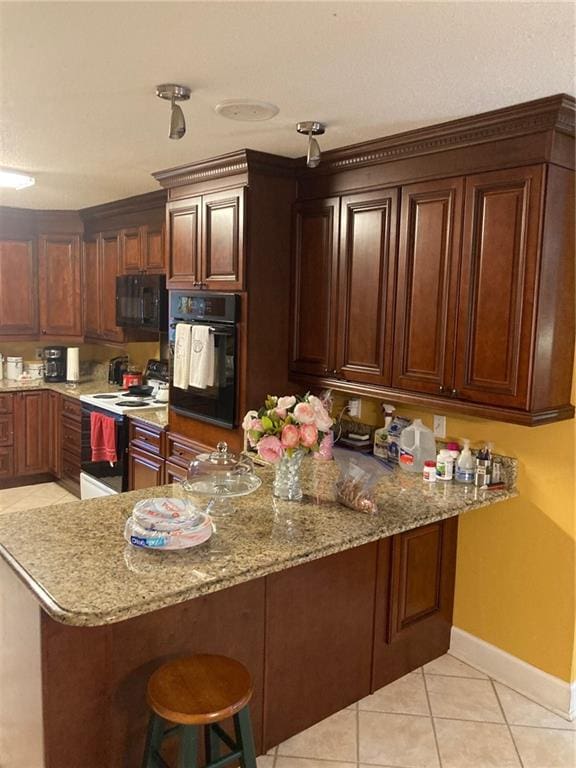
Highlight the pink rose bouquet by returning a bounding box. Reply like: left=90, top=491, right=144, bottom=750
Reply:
left=243, top=393, right=333, bottom=464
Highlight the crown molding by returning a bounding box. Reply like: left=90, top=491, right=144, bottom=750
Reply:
left=302, top=93, right=575, bottom=176
left=79, top=189, right=167, bottom=222
left=152, top=149, right=297, bottom=189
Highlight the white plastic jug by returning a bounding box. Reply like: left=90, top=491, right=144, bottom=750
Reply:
left=399, top=419, right=437, bottom=473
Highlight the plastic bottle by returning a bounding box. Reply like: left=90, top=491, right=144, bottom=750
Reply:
left=447, top=441, right=460, bottom=461
left=436, top=449, right=454, bottom=480
left=399, top=419, right=437, bottom=473
left=455, top=439, right=475, bottom=484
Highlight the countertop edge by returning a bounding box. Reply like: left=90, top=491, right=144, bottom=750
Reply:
left=0, top=488, right=518, bottom=627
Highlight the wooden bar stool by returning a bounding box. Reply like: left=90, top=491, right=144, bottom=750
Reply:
left=142, top=654, right=257, bottom=768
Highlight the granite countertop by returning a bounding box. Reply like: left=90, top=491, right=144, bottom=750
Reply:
left=0, top=463, right=517, bottom=628
left=0, top=378, right=169, bottom=427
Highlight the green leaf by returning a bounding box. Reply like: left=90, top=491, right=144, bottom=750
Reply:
left=261, top=415, right=274, bottom=431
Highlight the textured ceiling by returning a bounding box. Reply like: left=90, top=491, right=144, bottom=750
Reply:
left=0, top=1, right=574, bottom=210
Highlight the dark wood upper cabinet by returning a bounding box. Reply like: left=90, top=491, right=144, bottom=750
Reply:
left=290, top=198, right=340, bottom=377
left=119, top=227, right=142, bottom=273
left=99, top=232, right=125, bottom=343
left=201, top=188, right=244, bottom=290
left=142, top=224, right=165, bottom=273
left=38, top=233, right=82, bottom=338
left=120, top=224, right=165, bottom=275
left=336, top=189, right=398, bottom=386
left=0, top=239, right=38, bottom=337
left=392, top=178, right=464, bottom=396
left=453, top=166, right=543, bottom=408
left=167, top=197, right=201, bottom=286
left=83, top=238, right=100, bottom=338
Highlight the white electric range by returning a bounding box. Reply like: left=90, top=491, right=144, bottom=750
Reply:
left=79, top=390, right=168, bottom=415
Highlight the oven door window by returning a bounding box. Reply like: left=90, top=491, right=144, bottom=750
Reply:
left=170, top=326, right=236, bottom=427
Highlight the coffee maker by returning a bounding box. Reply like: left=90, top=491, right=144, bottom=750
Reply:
left=108, top=356, right=129, bottom=386
left=42, top=347, right=67, bottom=382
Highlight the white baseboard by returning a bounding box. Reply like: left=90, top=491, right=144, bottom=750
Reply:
left=450, top=626, right=575, bottom=721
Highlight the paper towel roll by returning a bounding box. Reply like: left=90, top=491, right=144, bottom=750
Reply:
left=66, top=347, right=80, bottom=382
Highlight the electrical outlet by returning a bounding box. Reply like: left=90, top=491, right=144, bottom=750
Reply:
left=35, top=348, right=43, bottom=360
left=433, top=415, right=446, bottom=438
left=347, top=398, right=362, bottom=418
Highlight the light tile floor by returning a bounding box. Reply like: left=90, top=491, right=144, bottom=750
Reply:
left=0, top=481, right=78, bottom=514
left=262, top=655, right=575, bottom=768
left=2, top=485, right=574, bottom=767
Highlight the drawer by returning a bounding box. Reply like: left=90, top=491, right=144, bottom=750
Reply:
left=166, top=432, right=213, bottom=467
left=62, top=421, right=81, bottom=453
left=62, top=397, right=82, bottom=422
left=62, top=449, right=81, bottom=480
left=0, top=446, right=14, bottom=479
left=165, top=459, right=188, bottom=484
left=0, top=413, right=14, bottom=447
left=129, top=421, right=164, bottom=456
left=0, top=394, right=14, bottom=414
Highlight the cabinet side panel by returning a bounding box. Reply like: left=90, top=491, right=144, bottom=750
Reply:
left=531, top=164, right=575, bottom=411
left=0, top=558, right=44, bottom=768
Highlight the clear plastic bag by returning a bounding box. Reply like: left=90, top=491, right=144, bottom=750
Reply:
left=335, top=459, right=379, bottom=514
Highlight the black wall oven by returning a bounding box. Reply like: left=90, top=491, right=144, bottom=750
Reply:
left=169, top=292, right=239, bottom=428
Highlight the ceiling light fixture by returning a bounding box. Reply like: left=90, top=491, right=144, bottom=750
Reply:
left=296, top=121, right=326, bottom=168
left=156, top=84, right=191, bottom=140
left=0, top=168, right=35, bottom=190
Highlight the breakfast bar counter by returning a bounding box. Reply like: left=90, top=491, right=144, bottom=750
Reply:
left=0, top=466, right=517, bottom=768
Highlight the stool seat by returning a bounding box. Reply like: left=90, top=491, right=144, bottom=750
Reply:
left=147, top=654, right=253, bottom=726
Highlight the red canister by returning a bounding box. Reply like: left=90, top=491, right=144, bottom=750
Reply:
left=122, top=371, right=142, bottom=388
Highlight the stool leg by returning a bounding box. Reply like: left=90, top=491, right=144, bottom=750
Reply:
left=204, top=724, right=220, bottom=763
left=179, top=725, right=199, bottom=768
left=142, top=713, right=165, bottom=768
left=233, top=707, right=257, bottom=768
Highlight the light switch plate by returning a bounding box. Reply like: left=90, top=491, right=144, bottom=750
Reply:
left=433, top=415, right=446, bottom=438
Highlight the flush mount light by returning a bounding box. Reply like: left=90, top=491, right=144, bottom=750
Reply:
left=215, top=99, right=279, bottom=122
left=0, top=168, right=35, bottom=190
left=156, top=84, right=191, bottom=140
left=296, top=121, right=326, bottom=168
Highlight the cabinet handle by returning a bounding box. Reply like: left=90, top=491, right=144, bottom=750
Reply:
left=439, top=385, right=445, bottom=393
left=451, top=388, right=458, bottom=397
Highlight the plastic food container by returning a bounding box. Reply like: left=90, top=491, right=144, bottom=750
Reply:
left=24, top=361, right=44, bottom=380
left=5, top=356, right=23, bottom=380
left=124, top=497, right=213, bottom=550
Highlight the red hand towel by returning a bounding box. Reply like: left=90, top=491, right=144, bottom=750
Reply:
left=90, top=412, right=117, bottom=464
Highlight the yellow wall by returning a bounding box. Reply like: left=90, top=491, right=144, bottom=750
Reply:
left=0, top=341, right=160, bottom=374
left=334, top=393, right=575, bottom=683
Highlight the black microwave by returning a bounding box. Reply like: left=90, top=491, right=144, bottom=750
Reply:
left=116, top=274, right=167, bottom=331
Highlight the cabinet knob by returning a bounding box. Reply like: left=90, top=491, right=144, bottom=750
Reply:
left=451, top=388, right=458, bottom=397
left=439, top=385, right=445, bottom=393
left=42, top=329, right=47, bottom=335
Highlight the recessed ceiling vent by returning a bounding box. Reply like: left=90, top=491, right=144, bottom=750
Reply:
left=214, top=99, right=279, bottom=122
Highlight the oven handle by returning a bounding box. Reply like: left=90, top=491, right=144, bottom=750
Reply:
left=169, top=322, right=233, bottom=336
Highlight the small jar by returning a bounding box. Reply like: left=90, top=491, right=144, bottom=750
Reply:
left=6, top=356, right=23, bottom=380
left=436, top=449, right=454, bottom=481
left=423, top=460, right=437, bottom=482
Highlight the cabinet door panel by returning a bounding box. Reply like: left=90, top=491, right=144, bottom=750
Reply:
left=168, top=198, right=201, bottom=285
left=99, top=233, right=125, bottom=342
left=128, top=446, right=164, bottom=490
left=0, top=447, right=14, bottom=479
left=38, top=234, right=82, bottom=337
left=14, top=392, right=49, bottom=476
left=0, top=414, right=14, bottom=446
left=142, top=224, right=165, bottom=273
left=372, top=518, right=458, bottom=690
left=290, top=198, right=340, bottom=376
left=83, top=239, right=100, bottom=337
left=393, top=179, right=463, bottom=395
left=201, top=188, right=244, bottom=290
left=337, top=189, right=398, bottom=385
left=454, top=166, right=543, bottom=408
left=0, top=239, right=38, bottom=336
left=120, top=228, right=142, bottom=274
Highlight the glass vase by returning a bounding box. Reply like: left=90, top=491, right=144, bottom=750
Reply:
left=273, top=449, right=305, bottom=501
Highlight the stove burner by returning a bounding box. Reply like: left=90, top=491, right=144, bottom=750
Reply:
left=122, top=401, right=150, bottom=407
left=93, top=394, right=118, bottom=399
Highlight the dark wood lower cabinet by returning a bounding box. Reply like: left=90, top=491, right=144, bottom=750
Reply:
left=47, top=391, right=62, bottom=478
left=11, top=516, right=458, bottom=767
left=14, top=391, right=49, bottom=476
left=372, top=517, right=458, bottom=689
left=128, top=445, right=164, bottom=489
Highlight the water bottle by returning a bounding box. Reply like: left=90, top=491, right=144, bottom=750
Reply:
left=399, top=419, right=437, bottom=473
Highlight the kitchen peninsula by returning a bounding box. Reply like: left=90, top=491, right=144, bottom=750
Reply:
left=0, top=467, right=516, bottom=768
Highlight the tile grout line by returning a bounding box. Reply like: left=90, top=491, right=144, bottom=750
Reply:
left=493, top=678, right=576, bottom=725
left=490, top=677, right=525, bottom=768
left=421, top=666, right=443, bottom=768
left=271, top=745, right=278, bottom=768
